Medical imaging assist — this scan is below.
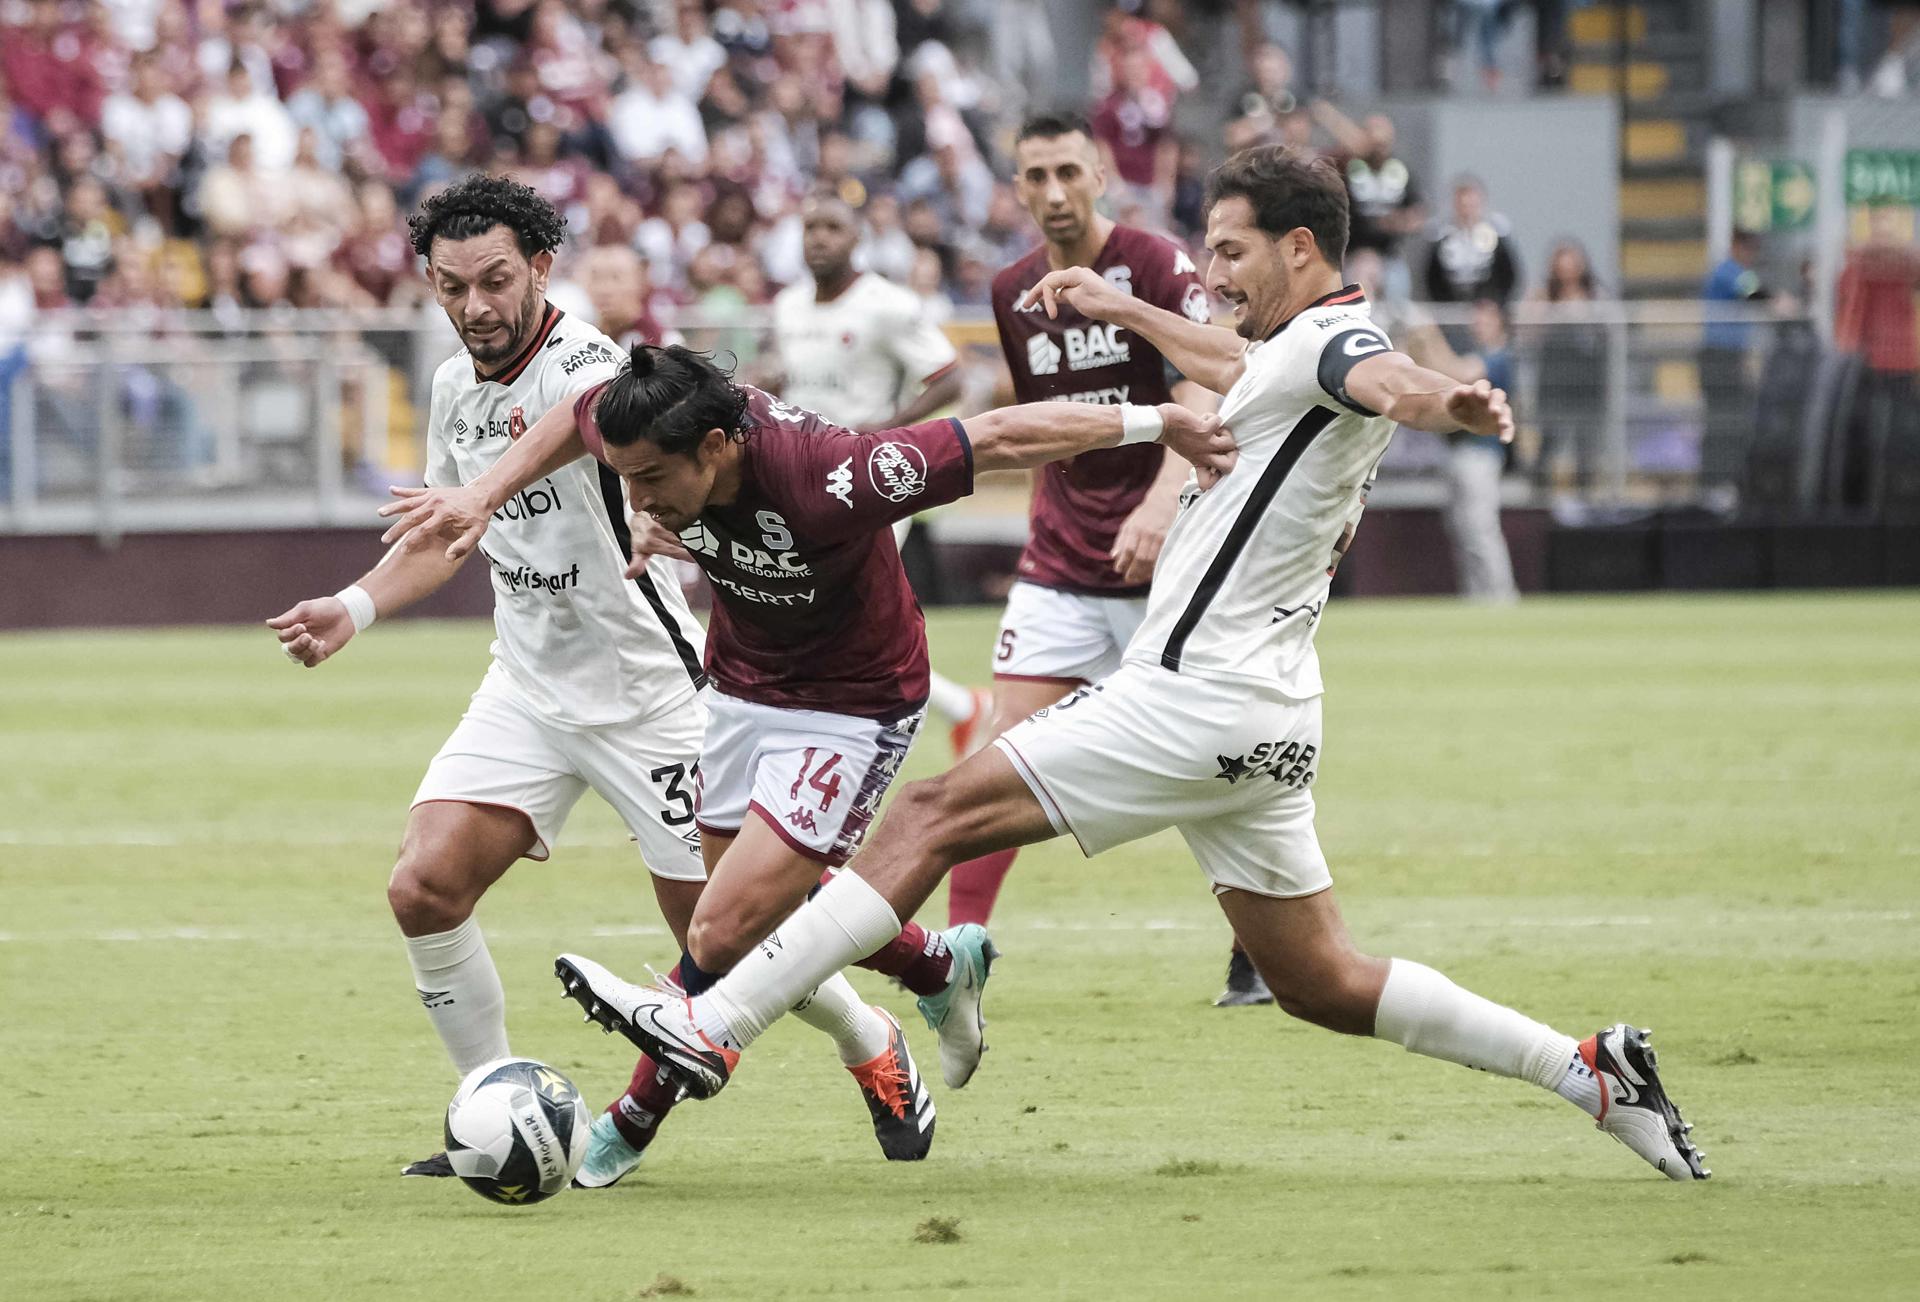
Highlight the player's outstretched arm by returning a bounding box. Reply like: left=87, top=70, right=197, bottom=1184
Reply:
left=1019, top=267, right=1248, bottom=395
left=265, top=533, right=469, bottom=668
left=966, top=400, right=1236, bottom=485
left=1343, top=351, right=1515, bottom=442
left=377, top=399, right=588, bottom=560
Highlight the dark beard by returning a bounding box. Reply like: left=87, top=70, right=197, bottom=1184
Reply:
left=470, top=287, right=545, bottom=368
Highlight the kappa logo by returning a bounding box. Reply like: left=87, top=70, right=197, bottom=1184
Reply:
left=680, top=520, right=720, bottom=557
left=1172, top=249, right=1197, bottom=276
left=826, top=456, right=854, bottom=508
left=868, top=440, right=928, bottom=503
left=787, top=808, right=819, bottom=834
left=1182, top=282, right=1211, bottom=324
left=1026, top=332, right=1063, bottom=376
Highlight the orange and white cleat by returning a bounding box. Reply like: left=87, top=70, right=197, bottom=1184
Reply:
left=847, top=1007, right=935, bottom=1160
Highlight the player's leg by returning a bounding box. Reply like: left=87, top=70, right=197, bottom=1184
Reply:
left=947, top=581, right=1117, bottom=926
left=396, top=677, right=590, bottom=1176
left=1193, top=774, right=1707, bottom=1180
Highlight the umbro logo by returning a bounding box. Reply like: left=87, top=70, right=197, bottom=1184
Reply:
left=417, top=988, right=453, bottom=1007
left=826, top=457, right=854, bottom=508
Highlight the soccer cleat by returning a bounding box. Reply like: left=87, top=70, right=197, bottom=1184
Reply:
left=571, top=1112, right=650, bottom=1189
left=949, top=687, right=995, bottom=758
left=1214, top=947, right=1275, bottom=1007
left=848, top=1007, right=936, bottom=1161
left=1581, top=1024, right=1710, bottom=1181
left=400, top=1150, right=454, bottom=1178
left=915, top=923, right=998, bottom=1089
left=554, top=953, right=737, bottom=1100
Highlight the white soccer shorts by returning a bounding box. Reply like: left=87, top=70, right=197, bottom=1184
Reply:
left=413, top=663, right=707, bottom=880
left=695, top=689, right=922, bottom=865
left=992, top=580, right=1148, bottom=685
left=994, top=661, right=1333, bottom=899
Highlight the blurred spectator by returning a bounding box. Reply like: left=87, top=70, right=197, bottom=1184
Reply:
left=59, top=178, right=118, bottom=303
left=652, top=2, right=729, bottom=103
left=285, top=48, right=371, bottom=173
left=198, top=132, right=286, bottom=240
left=1314, top=103, right=1423, bottom=303
left=907, top=244, right=953, bottom=324
left=1091, top=47, right=1178, bottom=218
left=898, top=118, right=992, bottom=232
left=1529, top=238, right=1608, bottom=498
left=636, top=181, right=711, bottom=290
left=1699, top=229, right=1766, bottom=501
left=610, top=49, right=708, bottom=169
left=1090, top=0, right=1198, bottom=102
left=3, top=0, right=108, bottom=127
left=1833, top=207, right=1920, bottom=508
left=102, top=55, right=193, bottom=196
left=1426, top=175, right=1519, bottom=304
left=990, top=0, right=1056, bottom=119
left=205, top=61, right=297, bottom=171
left=579, top=242, right=672, bottom=349
left=1449, top=0, right=1511, bottom=93
left=1435, top=300, right=1519, bottom=601
left=862, top=191, right=918, bottom=282
left=1239, top=42, right=1297, bottom=119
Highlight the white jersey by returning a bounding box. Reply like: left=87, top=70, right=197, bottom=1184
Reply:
left=1126, top=287, right=1395, bottom=699
left=771, top=271, right=957, bottom=429
left=424, top=305, right=707, bottom=728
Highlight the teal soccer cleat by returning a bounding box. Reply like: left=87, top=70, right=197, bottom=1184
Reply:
left=915, top=923, right=999, bottom=1089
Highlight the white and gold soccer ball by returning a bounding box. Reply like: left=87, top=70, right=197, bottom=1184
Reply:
left=443, top=1057, right=591, bottom=1205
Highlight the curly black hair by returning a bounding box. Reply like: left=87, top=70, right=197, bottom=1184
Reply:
left=594, top=345, right=753, bottom=457
left=407, top=173, right=570, bottom=260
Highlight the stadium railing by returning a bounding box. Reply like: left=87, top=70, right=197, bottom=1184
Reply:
left=0, top=299, right=1808, bottom=545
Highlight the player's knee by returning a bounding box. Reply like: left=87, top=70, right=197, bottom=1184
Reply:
left=387, top=852, right=474, bottom=936
left=684, top=910, right=754, bottom=972
left=1264, top=951, right=1379, bottom=1035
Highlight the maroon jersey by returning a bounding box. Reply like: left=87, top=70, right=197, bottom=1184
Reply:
left=578, top=386, right=973, bottom=721
left=990, top=224, right=1210, bottom=595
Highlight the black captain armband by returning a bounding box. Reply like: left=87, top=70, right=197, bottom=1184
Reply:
left=1316, top=327, right=1392, bottom=416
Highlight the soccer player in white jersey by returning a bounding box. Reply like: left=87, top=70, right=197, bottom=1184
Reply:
left=268, top=176, right=934, bottom=1184
left=770, top=190, right=988, bottom=753
left=552, top=147, right=1711, bottom=1182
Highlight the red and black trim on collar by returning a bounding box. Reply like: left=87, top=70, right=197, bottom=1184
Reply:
left=474, top=303, right=564, bottom=385
left=1266, top=284, right=1368, bottom=340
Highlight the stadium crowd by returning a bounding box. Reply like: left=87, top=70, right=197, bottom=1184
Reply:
left=0, top=0, right=1601, bottom=330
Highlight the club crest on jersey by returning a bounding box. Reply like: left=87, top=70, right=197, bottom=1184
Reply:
left=1182, top=283, right=1211, bottom=324
left=826, top=457, right=854, bottom=508
left=868, top=440, right=928, bottom=503
left=508, top=406, right=526, bottom=440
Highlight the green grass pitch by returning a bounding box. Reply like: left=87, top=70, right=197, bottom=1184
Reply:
left=2, top=594, right=1917, bottom=1300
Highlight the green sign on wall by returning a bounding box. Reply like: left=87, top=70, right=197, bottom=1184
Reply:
left=1734, top=159, right=1816, bottom=232
left=1845, top=149, right=1920, bottom=206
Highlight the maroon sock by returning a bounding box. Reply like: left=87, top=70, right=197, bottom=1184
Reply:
left=607, top=1052, right=682, bottom=1149
left=856, top=920, right=954, bottom=996
left=946, top=848, right=1018, bottom=926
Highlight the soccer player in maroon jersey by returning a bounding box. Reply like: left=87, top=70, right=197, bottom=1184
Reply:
left=380, top=343, right=1233, bottom=1161
left=951, top=114, right=1266, bottom=1006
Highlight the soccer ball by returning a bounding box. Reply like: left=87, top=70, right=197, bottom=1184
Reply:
left=444, top=1057, right=591, bottom=1205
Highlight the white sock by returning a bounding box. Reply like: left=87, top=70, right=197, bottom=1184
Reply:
left=403, top=917, right=509, bottom=1076
left=699, top=872, right=903, bottom=1050
left=788, top=972, right=892, bottom=1065
left=1553, top=1049, right=1605, bottom=1117
left=1373, top=958, right=1575, bottom=1091
left=925, top=671, right=978, bottom=724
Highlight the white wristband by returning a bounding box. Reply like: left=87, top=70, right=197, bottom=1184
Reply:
left=1118, top=403, right=1165, bottom=446
left=335, top=583, right=377, bottom=634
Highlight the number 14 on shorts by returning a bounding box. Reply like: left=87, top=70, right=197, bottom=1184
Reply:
left=789, top=748, right=845, bottom=811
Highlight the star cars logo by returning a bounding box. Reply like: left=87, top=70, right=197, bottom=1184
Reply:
left=868, top=441, right=928, bottom=503
left=1026, top=332, right=1062, bottom=376
left=826, top=457, right=854, bottom=508
left=1215, top=740, right=1317, bottom=789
